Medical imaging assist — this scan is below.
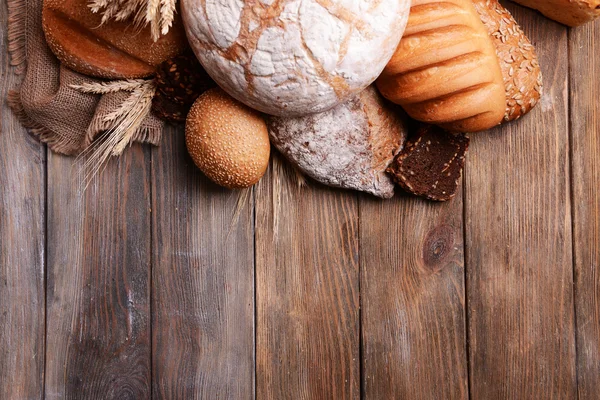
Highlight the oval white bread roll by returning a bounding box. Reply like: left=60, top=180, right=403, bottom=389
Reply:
left=181, top=0, right=412, bottom=117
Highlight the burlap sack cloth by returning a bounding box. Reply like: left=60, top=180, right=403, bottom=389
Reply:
left=7, top=0, right=164, bottom=155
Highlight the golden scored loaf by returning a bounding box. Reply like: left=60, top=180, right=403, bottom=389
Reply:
left=376, top=0, right=506, bottom=133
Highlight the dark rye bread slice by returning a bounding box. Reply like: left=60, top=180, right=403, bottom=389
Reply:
left=387, top=126, right=469, bottom=202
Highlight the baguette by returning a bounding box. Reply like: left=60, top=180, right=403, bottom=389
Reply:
left=376, top=0, right=507, bottom=133
left=474, top=0, right=543, bottom=122
left=510, top=0, right=600, bottom=27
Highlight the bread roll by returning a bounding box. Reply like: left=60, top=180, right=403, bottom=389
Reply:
left=376, top=0, right=506, bottom=133
left=186, top=88, right=270, bottom=189
left=268, top=86, right=407, bottom=198
left=510, top=0, right=600, bottom=27
left=475, top=0, right=543, bottom=122
left=43, top=0, right=188, bottom=79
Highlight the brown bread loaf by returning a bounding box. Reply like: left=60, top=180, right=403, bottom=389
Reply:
left=43, top=0, right=189, bottom=79
left=376, top=0, right=506, bottom=133
left=475, top=0, right=543, bottom=122
left=510, top=0, right=600, bottom=27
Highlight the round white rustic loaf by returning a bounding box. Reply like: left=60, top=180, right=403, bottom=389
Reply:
left=181, top=0, right=411, bottom=117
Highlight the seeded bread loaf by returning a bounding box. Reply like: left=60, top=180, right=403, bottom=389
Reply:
left=475, top=0, right=543, bottom=122
left=376, top=0, right=506, bottom=133
left=43, top=0, right=188, bottom=79
left=268, top=86, right=407, bottom=199
left=510, top=0, right=600, bottom=27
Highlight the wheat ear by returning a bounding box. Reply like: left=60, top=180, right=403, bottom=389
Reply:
left=73, top=79, right=156, bottom=189
left=160, top=0, right=176, bottom=35
left=88, top=0, right=176, bottom=39
left=146, top=0, right=162, bottom=41
left=88, top=0, right=110, bottom=14
left=70, top=79, right=150, bottom=94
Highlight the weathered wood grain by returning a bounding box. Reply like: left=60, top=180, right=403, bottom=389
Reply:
left=255, top=158, right=360, bottom=399
left=465, top=4, right=576, bottom=399
left=569, top=19, right=600, bottom=399
left=151, top=126, right=255, bottom=399
left=3, top=3, right=600, bottom=398
left=44, top=147, right=152, bottom=399
left=360, top=190, right=468, bottom=399
left=0, top=3, right=46, bottom=399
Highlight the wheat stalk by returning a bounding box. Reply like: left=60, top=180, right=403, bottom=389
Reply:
left=73, top=79, right=156, bottom=189
left=101, top=83, right=154, bottom=123
left=160, top=0, right=176, bottom=35
left=146, top=0, right=162, bottom=41
left=228, top=188, right=253, bottom=238
left=88, top=0, right=177, bottom=40
left=100, top=1, right=122, bottom=24
left=89, top=0, right=110, bottom=13
left=70, top=79, right=150, bottom=94
left=114, top=0, right=140, bottom=22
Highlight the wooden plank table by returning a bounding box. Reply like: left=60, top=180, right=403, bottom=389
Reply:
left=1, top=2, right=599, bottom=399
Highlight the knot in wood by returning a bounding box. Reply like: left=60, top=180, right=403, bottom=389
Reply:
left=422, top=225, right=455, bottom=271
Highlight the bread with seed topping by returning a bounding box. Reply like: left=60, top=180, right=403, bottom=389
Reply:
left=387, top=125, right=469, bottom=202
left=474, top=0, right=543, bottom=122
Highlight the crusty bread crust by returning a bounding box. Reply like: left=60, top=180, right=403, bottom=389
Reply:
left=475, top=0, right=543, bottom=122
left=376, top=0, right=506, bottom=133
left=43, top=0, right=188, bottom=79
left=182, top=0, right=411, bottom=117
left=511, top=0, right=600, bottom=27
left=268, top=86, right=407, bottom=199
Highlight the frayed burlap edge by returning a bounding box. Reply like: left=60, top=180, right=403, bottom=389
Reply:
left=7, top=0, right=27, bottom=75
left=5, top=0, right=165, bottom=155
left=6, top=0, right=69, bottom=153
left=7, top=89, right=77, bottom=155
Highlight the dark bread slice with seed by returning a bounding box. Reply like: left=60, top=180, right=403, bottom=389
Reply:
left=387, top=125, right=469, bottom=202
